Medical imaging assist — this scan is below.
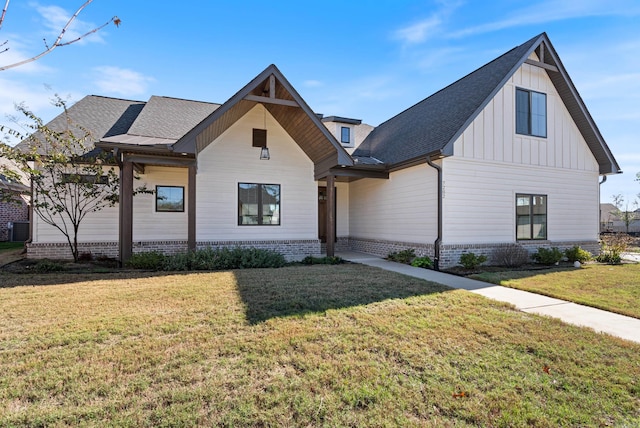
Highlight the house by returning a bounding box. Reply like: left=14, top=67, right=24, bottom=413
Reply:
left=0, top=158, right=30, bottom=242
left=20, top=33, right=620, bottom=268
left=600, top=203, right=640, bottom=234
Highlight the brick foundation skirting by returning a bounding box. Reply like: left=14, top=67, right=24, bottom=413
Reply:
left=27, top=237, right=600, bottom=268
left=27, top=239, right=322, bottom=262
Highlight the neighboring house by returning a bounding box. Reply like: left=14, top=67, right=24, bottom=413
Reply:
left=600, top=203, right=640, bottom=234
left=0, top=159, right=30, bottom=242
left=20, top=33, right=620, bottom=268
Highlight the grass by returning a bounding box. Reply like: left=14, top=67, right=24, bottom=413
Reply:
left=0, top=264, right=639, bottom=427
left=470, top=263, right=640, bottom=319
left=0, top=241, right=24, bottom=252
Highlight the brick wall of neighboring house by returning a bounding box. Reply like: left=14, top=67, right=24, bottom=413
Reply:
left=0, top=192, right=29, bottom=241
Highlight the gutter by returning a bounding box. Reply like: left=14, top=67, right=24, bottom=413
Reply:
left=426, top=156, right=442, bottom=271
left=598, top=175, right=607, bottom=235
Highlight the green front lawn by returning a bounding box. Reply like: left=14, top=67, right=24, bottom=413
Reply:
left=0, top=241, right=23, bottom=251
left=1, top=265, right=639, bottom=427
left=470, top=263, right=640, bottom=319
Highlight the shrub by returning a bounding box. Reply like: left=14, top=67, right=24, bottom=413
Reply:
left=77, top=252, right=93, bottom=262
left=410, top=256, right=433, bottom=269
left=160, top=247, right=286, bottom=271
left=126, top=251, right=166, bottom=270
left=597, top=233, right=633, bottom=265
left=387, top=249, right=416, bottom=264
left=564, top=246, right=592, bottom=263
left=532, top=247, right=563, bottom=265
left=301, top=256, right=344, bottom=265
left=33, top=259, right=65, bottom=273
left=459, top=252, right=488, bottom=269
left=491, top=244, right=530, bottom=267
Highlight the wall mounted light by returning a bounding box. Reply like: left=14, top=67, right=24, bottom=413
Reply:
left=260, top=146, right=270, bottom=160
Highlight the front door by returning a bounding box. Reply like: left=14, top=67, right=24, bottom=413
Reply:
left=318, top=187, right=336, bottom=243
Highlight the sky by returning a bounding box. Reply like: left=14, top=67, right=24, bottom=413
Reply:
left=0, top=0, right=638, bottom=204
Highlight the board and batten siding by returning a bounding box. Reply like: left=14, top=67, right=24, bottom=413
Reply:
left=349, top=164, right=437, bottom=244
left=196, top=104, right=317, bottom=241
left=445, top=55, right=600, bottom=244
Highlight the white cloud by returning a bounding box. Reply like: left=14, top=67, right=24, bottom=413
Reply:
left=303, top=80, right=323, bottom=88
left=34, top=3, right=108, bottom=45
left=92, top=66, right=154, bottom=96
left=449, top=1, right=640, bottom=39
left=394, top=16, right=442, bottom=45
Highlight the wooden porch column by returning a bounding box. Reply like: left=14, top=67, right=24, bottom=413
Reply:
left=187, top=164, right=196, bottom=251
left=119, top=158, right=134, bottom=265
left=326, top=174, right=336, bottom=257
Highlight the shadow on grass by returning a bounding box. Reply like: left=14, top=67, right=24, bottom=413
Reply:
left=233, top=263, right=451, bottom=324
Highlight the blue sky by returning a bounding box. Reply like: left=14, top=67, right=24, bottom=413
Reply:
left=1, top=0, right=639, bottom=203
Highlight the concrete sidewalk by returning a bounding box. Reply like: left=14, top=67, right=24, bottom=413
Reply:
left=337, top=251, right=640, bottom=344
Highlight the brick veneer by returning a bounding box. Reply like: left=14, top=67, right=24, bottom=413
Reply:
left=0, top=196, right=29, bottom=241
left=27, top=239, right=321, bottom=261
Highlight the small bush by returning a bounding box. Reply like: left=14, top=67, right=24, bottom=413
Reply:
left=491, top=244, right=530, bottom=267
left=33, top=259, right=65, bottom=273
left=532, top=247, right=563, bottom=265
left=125, top=251, right=166, bottom=270
left=564, top=246, right=592, bottom=263
left=159, top=247, right=286, bottom=271
left=387, top=249, right=416, bottom=264
left=77, top=252, right=93, bottom=262
left=459, top=252, right=488, bottom=269
left=410, top=256, right=433, bottom=269
left=597, top=233, right=633, bottom=265
left=301, top=256, right=344, bottom=265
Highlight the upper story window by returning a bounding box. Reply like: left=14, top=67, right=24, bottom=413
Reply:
left=516, top=88, right=547, bottom=138
left=340, top=126, right=351, bottom=145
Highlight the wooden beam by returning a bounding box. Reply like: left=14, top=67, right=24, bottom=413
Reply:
left=269, top=74, right=275, bottom=98
left=124, top=154, right=196, bottom=168
left=119, top=159, right=134, bottom=265
left=244, top=94, right=299, bottom=107
left=326, top=175, right=336, bottom=257
left=524, top=59, right=558, bottom=72
left=187, top=165, right=196, bottom=252
left=132, top=163, right=145, bottom=174
left=327, top=167, right=389, bottom=179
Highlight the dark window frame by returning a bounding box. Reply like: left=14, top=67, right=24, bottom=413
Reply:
left=155, top=185, right=185, bottom=213
left=340, top=126, right=351, bottom=144
left=516, top=88, right=547, bottom=138
left=238, top=183, right=281, bottom=226
left=516, top=193, right=547, bottom=240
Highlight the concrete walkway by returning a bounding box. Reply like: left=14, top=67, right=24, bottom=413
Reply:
left=337, top=251, right=640, bottom=344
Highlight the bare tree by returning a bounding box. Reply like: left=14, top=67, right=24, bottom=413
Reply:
left=0, top=0, right=120, bottom=71
left=611, top=193, right=640, bottom=234
left=0, top=99, right=147, bottom=261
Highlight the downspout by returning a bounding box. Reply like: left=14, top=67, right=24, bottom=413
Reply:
left=598, top=175, right=607, bottom=235
left=426, top=156, right=442, bottom=271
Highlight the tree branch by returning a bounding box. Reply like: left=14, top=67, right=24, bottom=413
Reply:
left=0, top=0, right=120, bottom=71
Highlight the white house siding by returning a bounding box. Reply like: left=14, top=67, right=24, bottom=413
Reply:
left=31, top=166, right=120, bottom=245
left=132, top=166, right=189, bottom=241
left=336, top=182, right=349, bottom=237
left=195, top=105, right=319, bottom=258
left=348, top=164, right=438, bottom=257
left=440, top=58, right=601, bottom=266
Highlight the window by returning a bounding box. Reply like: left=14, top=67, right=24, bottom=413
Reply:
left=238, top=183, right=280, bottom=225
left=516, top=88, right=547, bottom=137
left=516, top=194, right=547, bottom=240
left=340, top=126, right=351, bottom=144
left=61, top=173, right=108, bottom=184
left=156, top=186, right=184, bottom=212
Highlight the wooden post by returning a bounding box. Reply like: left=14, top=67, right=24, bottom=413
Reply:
left=119, top=158, right=133, bottom=265
left=326, top=174, right=336, bottom=257
left=188, top=165, right=196, bottom=251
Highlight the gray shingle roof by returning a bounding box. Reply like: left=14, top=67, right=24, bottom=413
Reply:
left=127, top=96, right=220, bottom=140
left=16, top=95, right=145, bottom=154
left=353, top=34, right=541, bottom=167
